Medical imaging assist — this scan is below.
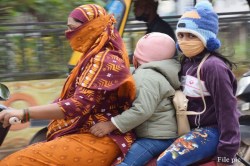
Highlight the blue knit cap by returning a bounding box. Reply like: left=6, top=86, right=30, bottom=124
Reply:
left=176, top=0, right=221, bottom=51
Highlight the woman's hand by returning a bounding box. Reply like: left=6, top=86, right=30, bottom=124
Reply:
left=0, top=108, right=23, bottom=128
left=90, top=121, right=117, bottom=137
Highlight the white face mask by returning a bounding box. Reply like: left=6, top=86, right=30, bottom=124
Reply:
left=178, top=40, right=205, bottom=58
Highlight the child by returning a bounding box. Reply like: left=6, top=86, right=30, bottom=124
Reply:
left=90, top=32, right=180, bottom=165
left=157, top=1, right=240, bottom=166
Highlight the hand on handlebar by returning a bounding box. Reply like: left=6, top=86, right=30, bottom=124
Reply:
left=0, top=108, right=23, bottom=128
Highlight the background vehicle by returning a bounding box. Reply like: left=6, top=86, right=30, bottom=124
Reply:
left=237, top=71, right=250, bottom=165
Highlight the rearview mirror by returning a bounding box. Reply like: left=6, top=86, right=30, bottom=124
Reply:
left=0, top=83, right=10, bottom=146
left=0, top=83, right=10, bottom=101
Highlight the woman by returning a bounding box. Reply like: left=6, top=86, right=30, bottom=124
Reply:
left=157, top=1, right=240, bottom=166
left=0, top=4, right=136, bottom=166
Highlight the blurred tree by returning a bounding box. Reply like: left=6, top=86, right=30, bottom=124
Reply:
left=0, top=7, right=12, bottom=22
left=0, top=0, right=105, bottom=22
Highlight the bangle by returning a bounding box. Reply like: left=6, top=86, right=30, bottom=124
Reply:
left=21, top=108, right=30, bottom=123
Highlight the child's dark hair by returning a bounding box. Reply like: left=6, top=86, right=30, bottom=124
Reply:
left=211, top=51, right=237, bottom=70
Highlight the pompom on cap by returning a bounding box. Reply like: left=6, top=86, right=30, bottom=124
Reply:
left=195, top=0, right=213, bottom=10
left=175, top=0, right=221, bottom=52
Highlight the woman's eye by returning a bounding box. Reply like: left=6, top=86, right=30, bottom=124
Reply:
left=69, top=26, right=76, bottom=31
left=67, top=26, right=73, bottom=31
left=67, top=25, right=79, bottom=31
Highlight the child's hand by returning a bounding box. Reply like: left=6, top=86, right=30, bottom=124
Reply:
left=90, top=121, right=117, bottom=137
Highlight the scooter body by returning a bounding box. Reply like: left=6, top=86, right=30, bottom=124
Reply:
left=2, top=70, right=250, bottom=166
left=237, top=70, right=250, bottom=166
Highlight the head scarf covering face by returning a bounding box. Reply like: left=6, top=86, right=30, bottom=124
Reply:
left=65, top=4, right=107, bottom=40
left=70, top=4, right=107, bottom=24
left=61, top=4, right=136, bottom=101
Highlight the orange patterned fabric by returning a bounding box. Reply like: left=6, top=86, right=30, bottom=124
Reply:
left=48, top=4, right=136, bottom=165
left=69, top=4, right=108, bottom=25
left=0, top=134, right=121, bottom=166
left=62, top=4, right=135, bottom=101
left=0, top=4, right=136, bottom=166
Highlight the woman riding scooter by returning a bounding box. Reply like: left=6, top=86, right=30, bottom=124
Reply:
left=0, top=4, right=136, bottom=166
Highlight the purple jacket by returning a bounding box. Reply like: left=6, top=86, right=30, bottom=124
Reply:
left=180, top=52, right=240, bottom=162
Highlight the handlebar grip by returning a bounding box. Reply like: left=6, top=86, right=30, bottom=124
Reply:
left=9, top=117, right=21, bottom=125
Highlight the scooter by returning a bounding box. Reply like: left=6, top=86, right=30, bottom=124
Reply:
left=1, top=69, right=250, bottom=166
left=236, top=70, right=250, bottom=166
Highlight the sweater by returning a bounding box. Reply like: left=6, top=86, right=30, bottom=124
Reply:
left=181, top=52, right=240, bottom=162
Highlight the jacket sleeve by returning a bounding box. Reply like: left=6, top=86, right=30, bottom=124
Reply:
left=204, top=59, right=240, bottom=164
left=112, top=74, right=168, bottom=133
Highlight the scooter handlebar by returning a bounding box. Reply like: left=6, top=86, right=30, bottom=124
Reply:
left=0, top=105, right=21, bottom=125
left=9, top=117, right=21, bottom=125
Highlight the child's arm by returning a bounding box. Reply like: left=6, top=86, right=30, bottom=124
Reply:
left=204, top=60, right=240, bottom=164
left=90, top=73, right=174, bottom=137
left=89, top=85, right=159, bottom=137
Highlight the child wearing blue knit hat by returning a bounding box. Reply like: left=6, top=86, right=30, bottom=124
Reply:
left=157, top=1, right=240, bottom=165
left=176, top=0, right=221, bottom=52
